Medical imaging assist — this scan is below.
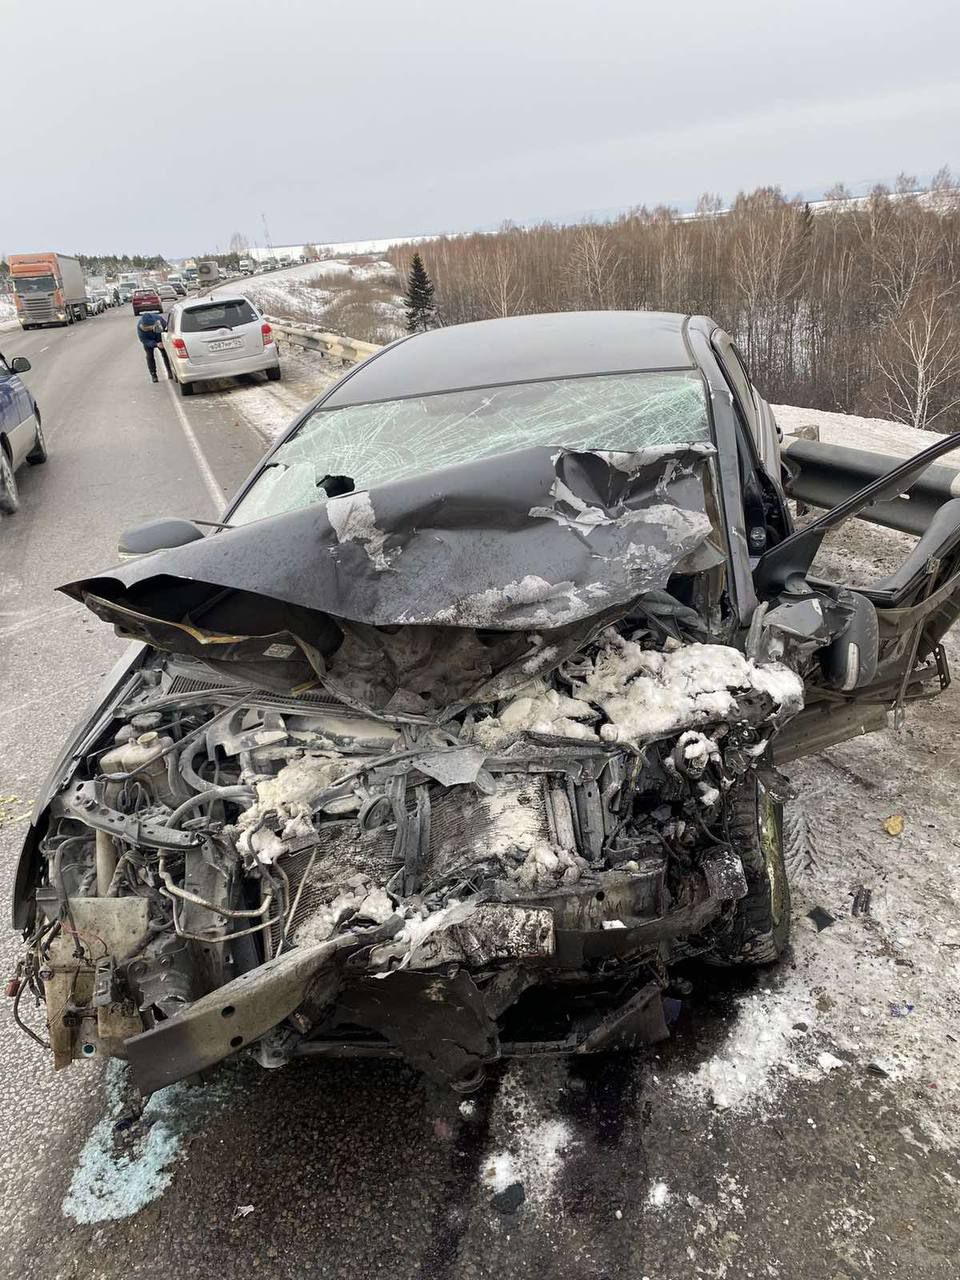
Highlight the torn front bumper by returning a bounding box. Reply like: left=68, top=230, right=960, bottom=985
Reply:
left=124, top=857, right=743, bottom=1095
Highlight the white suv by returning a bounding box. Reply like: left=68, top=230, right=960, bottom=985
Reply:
left=162, top=295, right=280, bottom=396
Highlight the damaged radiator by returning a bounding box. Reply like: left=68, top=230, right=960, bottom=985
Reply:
left=276, top=774, right=562, bottom=950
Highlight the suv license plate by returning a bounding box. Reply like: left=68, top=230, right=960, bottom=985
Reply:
left=208, top=338, right=242, bottom=352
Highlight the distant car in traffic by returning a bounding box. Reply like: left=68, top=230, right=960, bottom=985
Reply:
left=131, top=288, right=162, bottom=315
left=162, top=295, right=280, bottom=396
left=156, top=285, right=178, bottom=303
left=170, top=281, right=187, bottom=297
left=0, top=350, right=46, bottom=514
left=86, top=294, right=106, bottom=316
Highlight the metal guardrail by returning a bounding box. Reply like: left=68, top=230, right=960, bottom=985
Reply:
left=264, top=315, right=382, bottom=365
left=783, top=436, right=960, bottom=537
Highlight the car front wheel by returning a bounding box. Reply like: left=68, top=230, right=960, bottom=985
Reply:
left=707, top=775, right=791, bottom=966
left=0, top=446, right=19, bottom=514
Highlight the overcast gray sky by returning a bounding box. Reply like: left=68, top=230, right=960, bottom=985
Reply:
left=3, top=0, right=958, bottom=256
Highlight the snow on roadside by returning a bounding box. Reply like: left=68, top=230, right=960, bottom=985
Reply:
left=196, top=347, right=342, bottom=443
left=775, top=401, right=948, bottom=460
left=480, top=1065, right=577, bottom=1217
left=672, top=977, right=818, bottom=1115
left=786, top=713, right=960, bottom=1150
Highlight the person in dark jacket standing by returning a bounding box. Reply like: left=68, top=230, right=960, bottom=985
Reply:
left=136, top=310, right=172, bottom=382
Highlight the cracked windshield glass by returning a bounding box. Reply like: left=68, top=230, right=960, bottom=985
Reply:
left=229, top=369, right=710, bottom=525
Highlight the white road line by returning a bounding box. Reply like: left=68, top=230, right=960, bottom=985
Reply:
left=164, top=379, right=224, bottom=516
left=0, top=601, right=77, bottom=641
left=39, top=345, right=49, bottom=353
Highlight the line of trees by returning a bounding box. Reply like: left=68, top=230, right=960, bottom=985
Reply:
left=1, top=253, right=169, bottom=279
left=388, top=171, right=960, bottom=430
left=76, top=254, right=168, bottom=273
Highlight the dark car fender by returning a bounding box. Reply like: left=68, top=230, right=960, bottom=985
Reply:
left=11, top=641, right=146, bottom=931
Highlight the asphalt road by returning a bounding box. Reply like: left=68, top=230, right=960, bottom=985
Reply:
left=0, top=312, right=957, bottom=1280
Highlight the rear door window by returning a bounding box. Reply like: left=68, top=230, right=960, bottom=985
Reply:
left=181, top=300, right=257, bottom=332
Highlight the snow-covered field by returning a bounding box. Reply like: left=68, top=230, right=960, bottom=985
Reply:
left=249, top=234, right=435, bottom=265
left=219, top=257, right=406, bottom=344
left=0, top=295, right=17, bottom=331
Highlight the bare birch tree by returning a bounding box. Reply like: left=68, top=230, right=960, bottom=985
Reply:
left=875, top=283, right=960, bottom=429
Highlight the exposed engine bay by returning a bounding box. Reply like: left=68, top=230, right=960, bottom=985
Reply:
left=18, top=599, right=804, bottom=1095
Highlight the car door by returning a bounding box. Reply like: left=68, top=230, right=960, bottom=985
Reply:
left=752, top=426, right=960, bottom=762
left=0, top=352, right=32, bottom=466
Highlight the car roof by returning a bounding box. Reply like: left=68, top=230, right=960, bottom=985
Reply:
left=323, top=310, right=698, bottom=407
left=173, top=294, right=254, bottom=313
left=179, top=293, right=249, bottom=305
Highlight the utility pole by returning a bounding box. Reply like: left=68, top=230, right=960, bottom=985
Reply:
left=262, top=213, right=273, bottom=264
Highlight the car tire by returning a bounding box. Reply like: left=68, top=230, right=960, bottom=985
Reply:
left=706, top=775, right=791, bottom=966
left=265, top=366, right=282, bottom=382
left=0, top=445, right=19, bottom=515
left=27, top=414, right=47, bottom=465
left=179, top=379, right=194, bottom=397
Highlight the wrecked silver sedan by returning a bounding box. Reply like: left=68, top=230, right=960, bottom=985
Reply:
left=13, top=312, right=960, bottom=1094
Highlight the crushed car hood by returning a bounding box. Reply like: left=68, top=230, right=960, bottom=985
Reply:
left=61, top=443, right=722, bottom=645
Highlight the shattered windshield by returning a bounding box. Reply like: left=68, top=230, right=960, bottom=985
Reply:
left=230, top=370, right=710, bottom=526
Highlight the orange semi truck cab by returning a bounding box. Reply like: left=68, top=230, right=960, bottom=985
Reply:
left=8, top=253, right=87, bottom=328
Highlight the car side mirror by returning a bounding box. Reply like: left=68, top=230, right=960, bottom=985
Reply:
left=10, top=356, right=31, bottom=373
left=118, top=517, right=205, bottom=560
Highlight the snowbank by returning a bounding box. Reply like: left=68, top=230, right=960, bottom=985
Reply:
left=775, top=402, right=948, bottom=460
left=0, top=295, right=17, bottom=331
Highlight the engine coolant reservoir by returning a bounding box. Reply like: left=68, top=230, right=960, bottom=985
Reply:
left=100, top=731, right=176, bottom=805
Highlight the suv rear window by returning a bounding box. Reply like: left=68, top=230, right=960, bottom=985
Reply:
left=180, top=300, right=257, bottom=332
